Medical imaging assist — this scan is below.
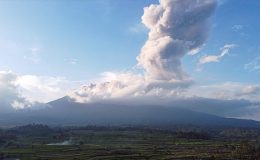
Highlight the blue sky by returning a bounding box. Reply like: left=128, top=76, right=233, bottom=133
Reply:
left=0, top=0, right=259, bottom=82
left=1, top=0, right=260, bottom=120
left=184, top=0, right=260, bottom=84
left=0, top=0, right=152, bottom=80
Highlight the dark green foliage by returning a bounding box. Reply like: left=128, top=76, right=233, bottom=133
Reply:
left=0, top=124, right=259, bottom=160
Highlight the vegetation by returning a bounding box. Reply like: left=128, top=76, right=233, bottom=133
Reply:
left=0, top=124, right=259, bottom=160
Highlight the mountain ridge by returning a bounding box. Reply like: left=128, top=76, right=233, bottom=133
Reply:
left=1, top=96, right=260, bottom=128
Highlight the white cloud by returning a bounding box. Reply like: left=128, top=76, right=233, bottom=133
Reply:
left=187, top=82, right=260, bottom=102
left=240, top=85, right=260, bottom=95
left=69, top=70, right=193, bottom=103
left=69, top=79, right=260, bottom=120
left=17, top=75, right=83, bottom=103
left=69, top=72, right=145, bottom=103
left=182, top=82, right=260, bottom=120
left=232, top=24, right=244, bottom=31
left=11, top=100, right=28, bottom=110
left=168, top=97, right=260, bottom=120
left=0, top=70, right=84, bottom=112
left=0, top=71, right=30, bottom=112
left=197, top=44, right=235, bottom=70
left=188, top=47, right=202, bottom=56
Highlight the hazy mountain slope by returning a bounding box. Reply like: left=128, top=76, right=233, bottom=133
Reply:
left=1, top=96, right=260, bottom=128
left=46, top=97, right=260, bottom=127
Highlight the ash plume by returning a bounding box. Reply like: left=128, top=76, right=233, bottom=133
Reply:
left=70, top=0, right=217, bottom=103
left=138, top=0, right=217, bottom=81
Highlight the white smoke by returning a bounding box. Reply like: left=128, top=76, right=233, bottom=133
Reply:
left=138, top=0, right=217, bottom=81
left=69, top=0, right=217, bottom=103
left=69, top=72, right=189, bottom=103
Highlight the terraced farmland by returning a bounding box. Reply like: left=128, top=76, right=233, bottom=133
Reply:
left=1, top=125, right=260, bottom=160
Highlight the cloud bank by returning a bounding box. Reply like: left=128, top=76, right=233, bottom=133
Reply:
left=0, top=71, right=83, bottom=112
left=0, top=71, right=29, bottom=112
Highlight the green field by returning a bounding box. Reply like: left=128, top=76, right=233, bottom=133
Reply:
left=0, top=125, right=259, bottom=160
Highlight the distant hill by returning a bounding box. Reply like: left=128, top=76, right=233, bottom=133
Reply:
left=1, top=96, right=260, bottom=128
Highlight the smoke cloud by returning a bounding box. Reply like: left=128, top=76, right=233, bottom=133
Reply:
left=69, top=0, right=217, bottom=103
left=138, top=0, right=217, bottom=81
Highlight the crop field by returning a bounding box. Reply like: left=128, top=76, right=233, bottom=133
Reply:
left=0, top=125, right=259, bottom=160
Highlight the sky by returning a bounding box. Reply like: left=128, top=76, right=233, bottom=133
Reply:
left=1, top=0, right=260, bottom=120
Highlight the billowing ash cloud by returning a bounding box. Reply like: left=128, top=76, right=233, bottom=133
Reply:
left=69, top=72, right=145, bottom=103
left=138, top=0, right=217, bottom=81
left=69, top=0, right=217, bottom=103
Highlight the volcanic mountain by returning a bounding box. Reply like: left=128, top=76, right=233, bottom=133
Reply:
left=1, top=96, right=260, bottom=128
